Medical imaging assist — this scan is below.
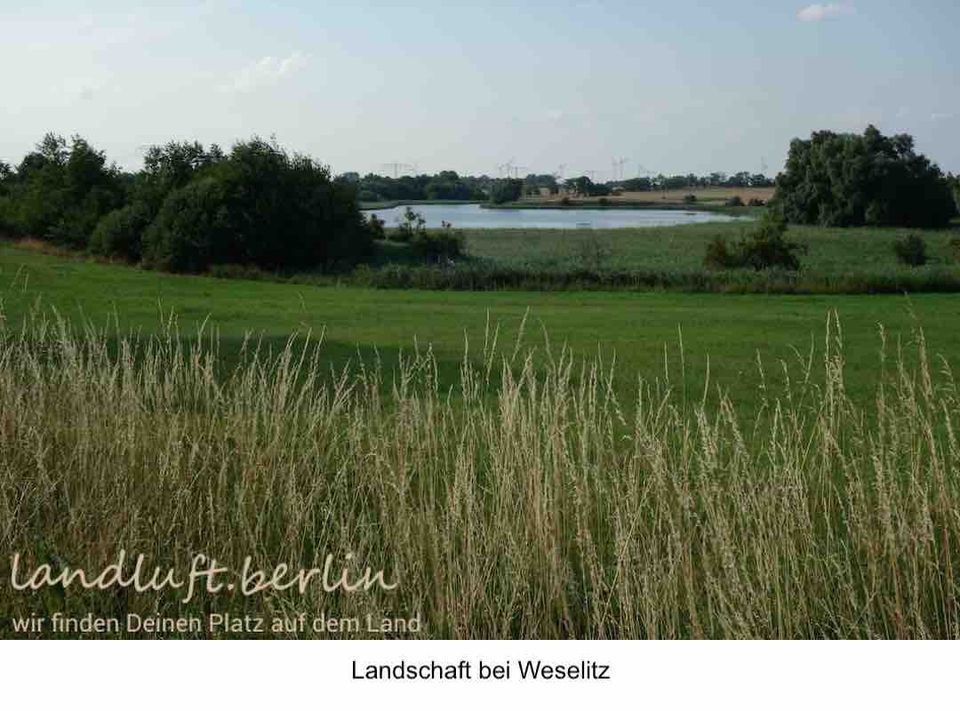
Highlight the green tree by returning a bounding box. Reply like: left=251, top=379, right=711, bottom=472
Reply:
left=142, top=138, right=369, bottom=272
left=774, top=125, right=956, bottom=228
left=489, top=178, right=522, bottom=204
left=3, top=133, right=123, bottom=246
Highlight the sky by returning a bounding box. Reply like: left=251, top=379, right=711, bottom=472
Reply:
left=1, top=1, right=958, bottom=179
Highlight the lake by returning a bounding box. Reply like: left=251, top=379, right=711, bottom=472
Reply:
left=362, top=203, right=742, bottom=229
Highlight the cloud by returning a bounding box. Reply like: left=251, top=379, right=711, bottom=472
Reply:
left=225, top=52, right=309, bottom=93
left=797, top=4, right=849, bottom=22
left=930, top=112, right=955, bottom=122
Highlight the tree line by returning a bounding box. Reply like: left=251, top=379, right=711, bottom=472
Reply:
left=0, top=134, right=372, bottom=272
left=354, top=170, right=776, bottom=204
left=0, top=127, right=956, bottom=277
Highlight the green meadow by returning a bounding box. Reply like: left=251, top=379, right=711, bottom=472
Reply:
left=2, top=238, right=959, bottom=409
left=462, top=222, right=960, bottom=272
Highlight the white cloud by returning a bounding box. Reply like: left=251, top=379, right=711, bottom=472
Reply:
left=931, top=112, right=955, bottom=122
left=797, top=4, right=849, bottom=22
left=225, top=52, right=309, bottom=93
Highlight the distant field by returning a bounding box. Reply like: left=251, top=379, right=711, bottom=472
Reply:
left=461, top=221, right=960, bottom=273
left=523, top=185, right=777, bottom=206
left=2, top=240, right=959, bottom=409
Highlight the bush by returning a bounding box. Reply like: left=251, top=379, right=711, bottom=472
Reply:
left=949, top=237, right=960, bottom=264
left=747, top=198, right=765, bottom=207
left=141, top=178, right=236, bottom=272
left=598, top=197, right=609, bottom=206
left=410, top=221, right=464, bottom=264
left=89, top=202, right=152, bottom=260
left=703, top=237, right=738, bottom=270
left=559, top=196, right=572, bottom=206
left=391, top=206, right=426, bottom=243
left=893, top=234, right=928, bottom=267
left=725, top=196, right=744, bottom=207
left=704, top=210, right=805, bottom=271
left=365, top=213, right=386, bottom=241
left=683, top=194, right=697, bottom=204
left=207, top=263, right=268, bottom=280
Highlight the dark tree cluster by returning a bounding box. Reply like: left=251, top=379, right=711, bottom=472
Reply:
left=355, top=171, right=488, bottom=203
left=0, top=134, right=127, bottom=247
left=488, top=178, right=523, bottom=204
left=1, top=134, right=373, bottom=273
left=562, top=176, right=612, bottom=197
left=774, top=125, right=957, bottom=228
left=617, top=172, right=773, bottom=192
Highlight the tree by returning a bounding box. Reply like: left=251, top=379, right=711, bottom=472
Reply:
left=565, top=176, right=609, bottom=197
left=2, top=134, right=123, bottom=246
left=142, top=138, right=370, bottom=272
left=489, top=178, right=522, bottom=204
left=774, top=125, right=956, bottom=228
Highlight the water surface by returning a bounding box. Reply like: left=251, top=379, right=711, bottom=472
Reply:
left=362, top=203, right=740, bottom=229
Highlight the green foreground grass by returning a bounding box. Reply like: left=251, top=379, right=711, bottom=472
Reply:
left=2, top=305, right=959, bottom=638
left=3, top=240, right=960, bottom=409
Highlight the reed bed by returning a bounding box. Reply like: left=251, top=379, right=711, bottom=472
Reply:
left=1, top=311, right=958, bottom=638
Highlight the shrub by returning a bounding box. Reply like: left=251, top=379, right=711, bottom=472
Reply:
left=683, top=194, right=697, bottom=204
left=559, top=196, right=572, bottom=206
left=949, top=237, right=960, bottom=264
left=703, top=237, right=738, bottom=269
left=410, top=221, right=464, bottom=263
left=704, top=210, right=805, bottom=271
left=598, top=197, right=610, bottom=206
left=725, top=195, right=744, bottom=207
left=141, top=178, right=236, bottom=272
left=391, top=206, right=426, bottom=243
left=207, top=263, right=268, bottom=280
left=365, top=213, right=386, bottom=241
left=89, top=202, right=152, bottom=261
left=747, top=197, right=765, bottom=207
left=893, top=234, right=928, bottom=267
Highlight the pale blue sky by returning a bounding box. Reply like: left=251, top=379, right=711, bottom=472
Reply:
left=1, top=1, right=957, bottom=178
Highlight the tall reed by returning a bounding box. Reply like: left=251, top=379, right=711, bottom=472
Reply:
left=1, top=311, right=958, bottom=638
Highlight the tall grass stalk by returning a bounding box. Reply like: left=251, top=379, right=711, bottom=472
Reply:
left=1, top=311, right=958, bottom=638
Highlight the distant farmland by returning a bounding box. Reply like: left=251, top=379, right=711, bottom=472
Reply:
left=526, top=185, right=777, bottom=206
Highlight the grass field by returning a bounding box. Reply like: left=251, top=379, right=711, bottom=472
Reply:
left=2, top=239, right=960, bottom=411
left=3, top=237, right=960, bottom=639
left=3, top=265, right=960, bottom=638
left=362, top=219, right=960, bottom=293
left=462, top=222, right=960, bottom=273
